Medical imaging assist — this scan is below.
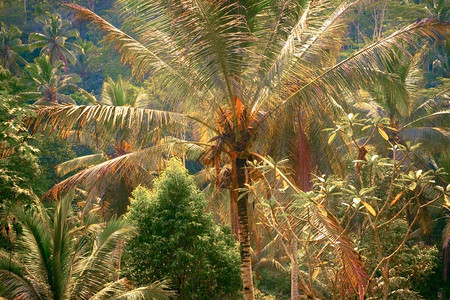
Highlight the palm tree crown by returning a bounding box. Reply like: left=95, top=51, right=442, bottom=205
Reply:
left=101, top=75, right=149, bottom=107
left=25, top=55, right=80, bottom=105
left=29, top=13, right=83, bottom=72
left=0, top=22, right=27, bottom=76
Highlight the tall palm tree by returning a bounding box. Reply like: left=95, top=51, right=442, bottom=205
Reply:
left=51, top=77, right=152, bottom=216
left=0, top=196, right=175, bottom=299
left=0, top=22, right=27, bottom=76
left=25, top=55, right=80, bottom=105
left=27, top=1, right=448, bottom=298
left=29, top=13, right=83, bottom=72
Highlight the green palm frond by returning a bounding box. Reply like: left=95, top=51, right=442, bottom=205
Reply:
left=412, top=87, right=449, bottom=118
left=398, top=127, right=449, bottom=153
left=89, top=278, right=176, bottom=299
left=78, top=88, right=99, bottom=104
left=11, top=206, right=53, bottom=298
left=404, top=46, right=427, bottom=98
left=55, top=153, right=109, bottom=177
left=29, top=13, right=82, bottom=68
left=253, top=0, right=358, bottom=107
left=258, top=18, right=448, bottom=125
left=25, top=55, right=80, bottom=105
left=70, top=218, right=133, bottom=299
left=0, top=196, right=174, bottom=300
left=402, top=110, right=450, bottom=129
left=0, top=22, right=27, bottom=75
left=65, top=3, right=203, bottom=97
left=89, top=279, right=131, bottom=300
left=0, top=257, right=42, bottom=300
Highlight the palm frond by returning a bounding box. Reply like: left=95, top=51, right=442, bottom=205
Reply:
left=11, top=207, right=53, bottom=298
left=89, top=278, right=130, bottom=300
left=257, top=18, right=449, bottom=129
left=28, top=104, right=195, bottom=148
left=0, top=257, right=42, bottom=300
left=70, top=218, right=133, bottom=299
left=253, top=257, right=287, bottom=273
left=305, top=208, right=369, bottom=299
left=402, top=110, right=450, bottom=128
left=398, top=127, right=449, bottom=153
left=50, top=197, right=73, bottom=299
left=65, top=3, right=215, bottom=110
left=43, top=138, right=209, bottom=200
left=253, top=0, right=358, bottom=107
left=28, top=104, right=221, bottom=149
left=112, top=280, right=176, bottom=300
left=65, top=4, right=182, bottom=80
left=412, top=87, right=449, bottom=118
left=55, top=153, right=108, bottom=177
left=404, top=46, right=427, bottom=99
left=65, top=130, right=111, bottom=150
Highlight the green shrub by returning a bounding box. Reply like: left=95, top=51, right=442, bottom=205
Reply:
left=124, top=158, right=242, bottom=299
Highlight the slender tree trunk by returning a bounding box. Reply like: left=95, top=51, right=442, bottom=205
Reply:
left=291, top=239, right=299, bottom=300
left=443, top=245, right=448, bottom=281
left=233, top=157, right=254, bottom=300
left=381, top=260, right=390, bottom=300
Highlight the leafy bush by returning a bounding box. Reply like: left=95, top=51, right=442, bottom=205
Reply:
left=124, top=158, right=242, bottom=299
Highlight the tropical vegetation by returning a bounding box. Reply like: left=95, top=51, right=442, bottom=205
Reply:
left=0, top=0, right=448, bottom=299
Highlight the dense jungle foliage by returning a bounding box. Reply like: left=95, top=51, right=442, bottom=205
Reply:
left=0, top=0, right=449, bottom=299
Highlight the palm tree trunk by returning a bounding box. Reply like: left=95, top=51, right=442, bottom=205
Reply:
left=230, top=188, right=240, bottom=240
left=233, top=157, right=254, bottom=300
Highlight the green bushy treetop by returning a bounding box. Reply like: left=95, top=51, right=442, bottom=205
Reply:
left=0, top=66, right=39, bottom=206
left=124, top=158, right=242, bottom=299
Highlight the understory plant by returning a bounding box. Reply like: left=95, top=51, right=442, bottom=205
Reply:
left=0, top=196, right=175, bottom=299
